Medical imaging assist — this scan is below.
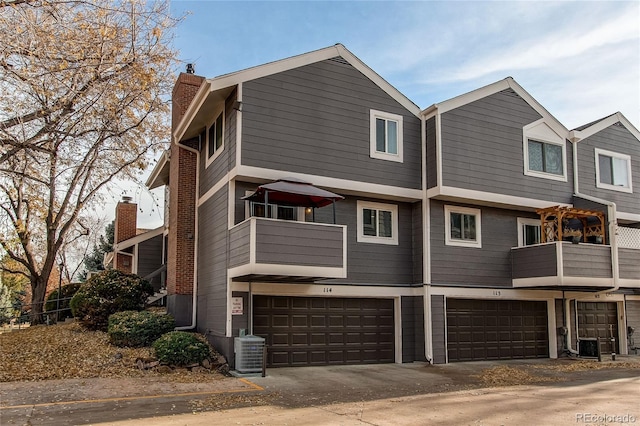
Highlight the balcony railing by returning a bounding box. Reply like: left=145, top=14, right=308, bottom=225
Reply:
left=228, top=217, right=347, bottom=281
left=512, top=240, right=639, bottom=287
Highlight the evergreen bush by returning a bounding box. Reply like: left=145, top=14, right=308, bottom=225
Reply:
left=70, top=269, right=153, bottom=331
left=45, top=282, right=82, bottom=322
left=108, top=310, right=175, bottom=347
left=153, top=331, right=211, bottom=366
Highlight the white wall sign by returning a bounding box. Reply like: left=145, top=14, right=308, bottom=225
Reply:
left=231, top=297, right=243, bottom=315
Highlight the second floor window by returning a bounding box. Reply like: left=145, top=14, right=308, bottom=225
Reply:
left=517, top=218, right=541, bottom=246
left=596, top=148, right=632, bottom=193
left=357, top=201, right=398, bottom=245
left=445, top=205, right=482, bottom=248
left=250, top=202, right=297, bottom=221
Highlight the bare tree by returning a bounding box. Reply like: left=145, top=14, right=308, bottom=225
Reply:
left=0, top=0, right=182, bottom=323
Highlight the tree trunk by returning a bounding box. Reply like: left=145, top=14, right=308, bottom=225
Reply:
left=29, top=276, right=48, bottom=325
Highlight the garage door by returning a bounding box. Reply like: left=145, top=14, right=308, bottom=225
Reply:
left=253, top=296, right=395, bottom=367
left=577, top=302, right=618, bottom=354
left=446, top=299, right=549, bottom=362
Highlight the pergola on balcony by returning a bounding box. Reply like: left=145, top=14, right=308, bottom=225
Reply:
left=536, top=206, right=606, bottom=244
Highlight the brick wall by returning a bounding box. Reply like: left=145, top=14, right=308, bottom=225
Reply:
left=166, top=72, right=205, bottom=296
left=114, top=199, right=137, bottom=273
left=115, top=200, right=137, bottom=244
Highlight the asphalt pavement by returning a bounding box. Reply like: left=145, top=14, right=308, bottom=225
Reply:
left=1, top=358, right=639, bottom=425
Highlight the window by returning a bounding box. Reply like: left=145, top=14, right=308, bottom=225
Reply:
left=250, top=202, right=297, bottom=221
left=523, top=119, right=567, bottom=182
left=357, top=201, right=398, bottom=245
left=370, top=110, right=403, bottom=163
left=206, top=111, right=224, bottom=163
left=445, top=205, right=481, bottom=248
left=595, top=148, right=632, bottom=193
left=527, top=139, right=563, bottom=175
left=517, top=218, right=541, bottom=247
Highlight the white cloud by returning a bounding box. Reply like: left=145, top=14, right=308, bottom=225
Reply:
left=427, top=6, right=639, bottom=83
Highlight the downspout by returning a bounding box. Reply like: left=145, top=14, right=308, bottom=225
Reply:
left=421, top=112, right=433, bottom=364
left=175, top=136, right=200, bottom=331
left=571, top=139, right=620, bottom=294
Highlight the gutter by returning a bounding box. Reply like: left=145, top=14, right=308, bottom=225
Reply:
left=174, top=136, right=200, bottom=331
left=571, top=140, right=620, bottom=294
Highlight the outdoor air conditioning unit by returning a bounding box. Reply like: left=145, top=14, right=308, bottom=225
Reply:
left=234, top=335, right=265, bottom=374
left=578, top=338, right=599, bottom=358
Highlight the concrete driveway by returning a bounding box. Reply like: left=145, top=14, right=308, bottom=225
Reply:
left=1, top=358, right=638, bottom=425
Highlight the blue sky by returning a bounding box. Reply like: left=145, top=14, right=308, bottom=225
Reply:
left=116, top=0, right=640, bottom=228
left=170, top=0, right=639, bottom=129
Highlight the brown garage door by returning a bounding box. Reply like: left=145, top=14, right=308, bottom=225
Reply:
left=577, top=302, right=618, bottom=354
left=253, top=296, right=395, bottom=367
left=447, top=299, right=549, bottom=362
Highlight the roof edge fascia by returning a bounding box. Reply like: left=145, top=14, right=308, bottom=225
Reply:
left=420, top=77, right=569, bottom=137
left=572, top=112, right=640, bottom=142
left=174, top=44, right=422, bottom=141
left=145, top=150, right=170, bottom=189
left=114, top=226, right=164, bottom=251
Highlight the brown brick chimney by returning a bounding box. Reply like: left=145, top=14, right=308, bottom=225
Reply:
left=114, top=196, right=137, bottom=273
left=166, top=70, right=205, bottom=325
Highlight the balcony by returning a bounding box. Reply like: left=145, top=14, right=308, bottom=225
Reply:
left=512, top=241, right=639, bottom=289
left=228, top=217, right=347, bottom=282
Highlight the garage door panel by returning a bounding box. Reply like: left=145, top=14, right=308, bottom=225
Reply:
left=447, top=298, right=549, bottom=362
left=577, top=302, right=618, bottom=354
left=255, top=296, right=395, bottom=367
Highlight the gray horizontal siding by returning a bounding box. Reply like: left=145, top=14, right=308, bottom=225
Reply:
left=229, top=220, right=251, bottom=268
left=315, top=197, right=417, bottom=285
left=401, top=296, right=425, bottom=363
left=440, top=89, right=573, bottom=204
left=577, top=123, right=640, bottom=214
left=412, top=202, right=423, bottom=284
left=136, top=234, right=163, bottom=278
left=626, top=301, right=640, bottom=352
left=562, top=243, right=612, bottom=278
left=619, top=248, right=640, bottom=280
left=255, top=219, right=343, bottom=267
left=199, top=92, right=237, bottom=197
left=430, top=199, right=534, bottom=287
left=511, top=244, right=558, bottom=279
left=197, top=185, right=229, bottom=336
left=241, top=58, right=421, bottom=189
left=431, top=295, right=446, bottom=364
left=426, top=116, right=437, bottom=189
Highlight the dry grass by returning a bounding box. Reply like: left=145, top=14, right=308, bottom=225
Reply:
left=474, top=365, right=560, bottom=387
left=0, top=322, right=224, bottom=383
left=475, top=359, right=640, bottom=387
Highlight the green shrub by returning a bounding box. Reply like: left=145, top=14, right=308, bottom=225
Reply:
left=45, top=282, right=82, bottom=322
left=108, top=310, right=175, bottom=347
left=70, top=269, right=154, bottom=331
left=153, top=331, right=211, bottom=366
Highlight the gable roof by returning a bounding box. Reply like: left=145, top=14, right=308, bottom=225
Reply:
left=421, top=77, right=569, bottom=137
left=174, top=44, right=421, bottom=142
left=569, top=112, right=640, bottom=143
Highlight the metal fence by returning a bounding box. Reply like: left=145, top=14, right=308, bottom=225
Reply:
left=0, top=295, right=74, bottom=330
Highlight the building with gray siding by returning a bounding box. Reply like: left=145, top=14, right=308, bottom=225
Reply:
left=143, top=44, right=639, bottom=368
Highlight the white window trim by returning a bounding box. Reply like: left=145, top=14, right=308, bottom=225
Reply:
left=370, top=109, right=403, bottom=163
left=522, top=120, right=567, bottom=182
left=595, top=148, right=633, bottom=193
left=517, top=217, right=541, bottom=247
left=445, top=205, right=482, bottom=248
left=205, top=108, right=225, bottom=168
left=357, top=200, right=398, bottom=245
